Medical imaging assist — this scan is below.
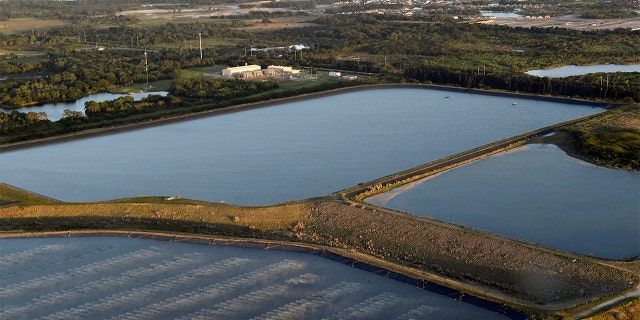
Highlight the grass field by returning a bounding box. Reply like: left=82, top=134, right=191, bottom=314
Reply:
left=0, top=18, right=68, bottom=35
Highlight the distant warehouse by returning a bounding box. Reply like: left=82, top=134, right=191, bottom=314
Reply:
left=222, top=65, right=300, bottom=79
left=222, top=65, right=262, bottom=77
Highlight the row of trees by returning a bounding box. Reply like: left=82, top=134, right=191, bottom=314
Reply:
left=84, top=94, right=183, bottom=119
left=0, top=93, right=183, bottom=142
left=169, top=78, right=279, bottom=100
left=404, top=65, right=640, bottom=101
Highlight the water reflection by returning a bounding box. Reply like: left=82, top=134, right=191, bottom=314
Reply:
left=526, top=64, right=640, bottom=78
left=480, top=11, right=520, bottom=18
left=0, top=91, right=168, bottom=121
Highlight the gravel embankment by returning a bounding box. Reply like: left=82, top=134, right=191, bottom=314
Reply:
left=299, top=201, right=637, bottom=313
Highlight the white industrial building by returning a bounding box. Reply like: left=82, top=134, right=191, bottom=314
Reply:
left=222, top=65, right=300, bottom=78
left=222, top=65, right=262, bottom=77
left=267, top=65, right=300, bottom=74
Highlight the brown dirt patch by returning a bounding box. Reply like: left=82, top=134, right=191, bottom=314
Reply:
left=585, top=298, right=640, bottom=320
left=0, top=18, right=67, bottom=34
left=298, top=201, right=637, bottom=313
left=240, top=17, right=319, bottom=31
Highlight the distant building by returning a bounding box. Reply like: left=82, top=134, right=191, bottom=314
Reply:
left=222, top=65, right=261, bottom=77
left=267, top=65, right=301, bottom=75
left=222, top=65, right=300, bottom=78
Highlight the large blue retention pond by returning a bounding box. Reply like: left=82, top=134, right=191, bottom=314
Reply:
left=0, top=87, right=604, bottom=205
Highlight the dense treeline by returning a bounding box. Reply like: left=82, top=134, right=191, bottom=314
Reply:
left=1, top=5, right=638, bottom=111
left=318, top=15, right=639, bottom=64
left=0, top=110, right=53, bottom=137
left=3, top=13, right=638, bottom=89
left=84, top=94, right=183, bottom=119
left=169, top=78, right=279, bottom=99
left=238, top=14, right=639, bottom=78
left=0, top=59, right=43, bottom=75
left=0, top=20, right=248, bottom=51
left=404, top=65, right=640, bottom=101
left=0, top=49, right=191, bottom=107
left=0, top=93, right=184, bottom=142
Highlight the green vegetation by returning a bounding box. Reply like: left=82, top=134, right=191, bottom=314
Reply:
left=169, top=78, right=278, bottom=99
left=556, top=104, right=640, bottom=170
left=566, top=127, right=640, bottom=169
left=530, top=103, right=640, bottom=170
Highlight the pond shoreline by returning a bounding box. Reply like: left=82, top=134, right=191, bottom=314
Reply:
left=0, top=83, right=610, bottom=153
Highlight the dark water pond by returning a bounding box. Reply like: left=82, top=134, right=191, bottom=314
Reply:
left=0, top=91, right=168, bottom=121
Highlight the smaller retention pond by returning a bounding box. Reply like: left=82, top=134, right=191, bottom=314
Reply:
left=366, top=144, right=640, bottom=260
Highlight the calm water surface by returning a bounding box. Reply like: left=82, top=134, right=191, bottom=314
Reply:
left=0, top=91, right=168, bottom=121
left=526, top=64, right=640, bottom=77
left=0, top=236, right=518, bottom=319
left=366, top=144, right=640, bottom=260
left=0, top=88, right=603, bottom=205
left=480, top=11, right=520, bottom=18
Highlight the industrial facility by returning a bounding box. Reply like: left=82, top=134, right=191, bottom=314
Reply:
left=222, top=65, right=301, bottom=79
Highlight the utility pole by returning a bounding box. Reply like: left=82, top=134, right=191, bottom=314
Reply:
left=144, top=50, right=149, bottom=87
left=600, top=75, right=603, bottom=94
left=198, top=32, right=203, bottom=61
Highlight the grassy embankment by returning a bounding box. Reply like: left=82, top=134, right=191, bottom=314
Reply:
left=1, top=183, right=639, bottom=318
left=535, top=103, right=640, bottom=171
